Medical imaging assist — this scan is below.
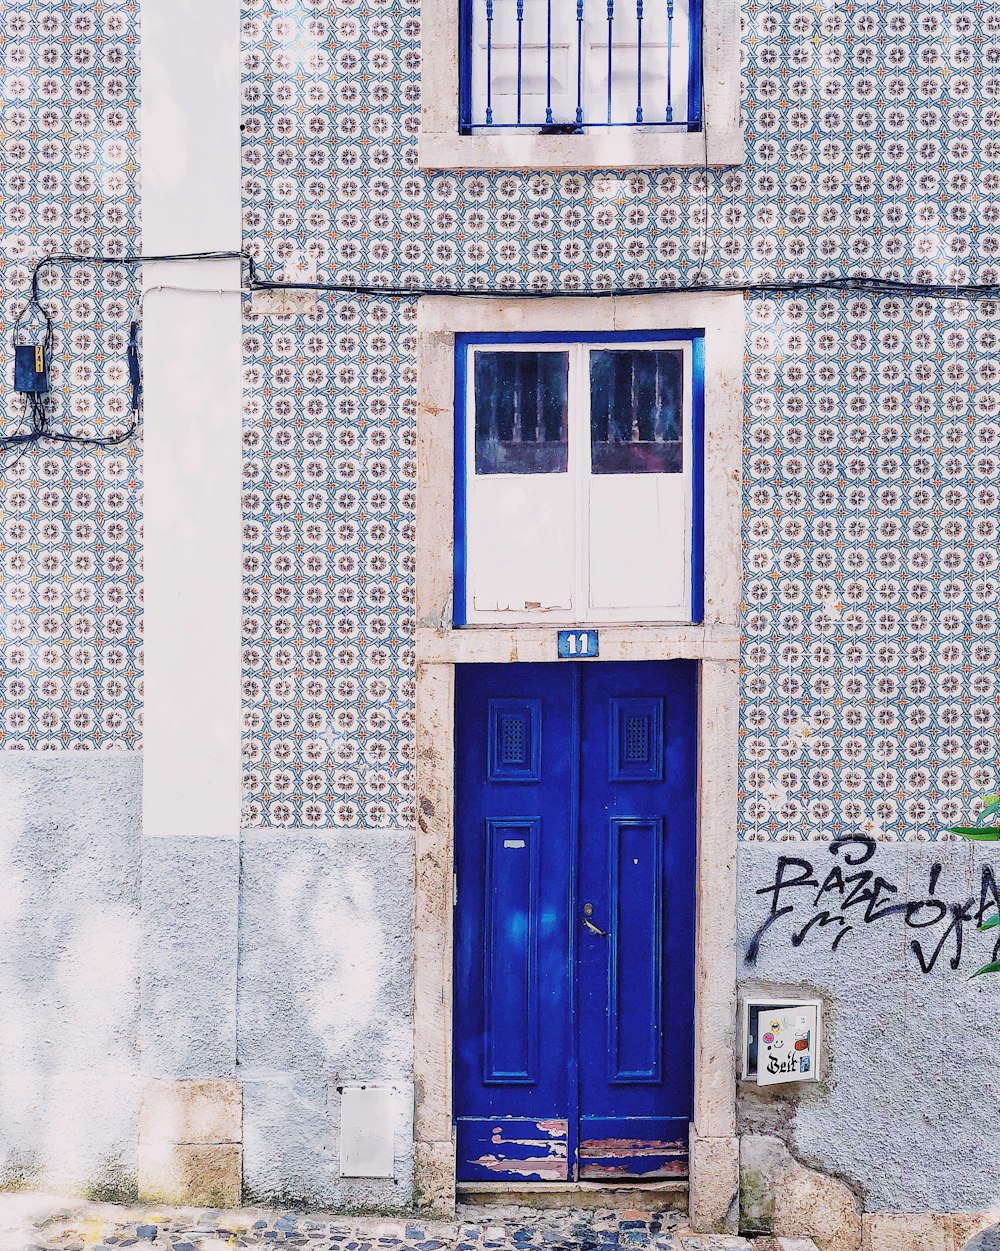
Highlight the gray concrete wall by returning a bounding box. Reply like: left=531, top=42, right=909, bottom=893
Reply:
left=0, top=753, right=143, bottom=1197
left=141, top=836, right=239, bottom=1079
left=0, top=756, right=417, bottom=1209
left=237, top=829, right=415, bottom=1208
left=738, top=840, right=1000, bottom=1213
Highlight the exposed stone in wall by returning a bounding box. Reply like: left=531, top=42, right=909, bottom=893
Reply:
left=740, top=1135, right=862, bottom=1251
left=137, top=1079, right=242, bottom=1207
left=739, top=844, right=1000, bottom=1213
left=860, top=1212, right=1000, bottom=1250
left=238, top=830, right=415, bottom=1208
left=690, top=1130, right=740, bottom=1234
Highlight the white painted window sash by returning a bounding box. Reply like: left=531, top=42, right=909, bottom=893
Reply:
left=463, top=338, right=695, bottom=626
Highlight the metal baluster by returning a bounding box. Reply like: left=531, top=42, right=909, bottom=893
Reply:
left=636, top=0, right=643, bottom=122
left=513, top=355, right=523, bottom=443
left=516, top=0, right=524, bottom=125
left=485, top=0, right=494, bottom=123
left=535, top=358, right=544, bottom=443
left=630, top=354, right=639, bottom=442
left=606, top=0, right=614, bottom=123
left=653, top=354, right=662, bottom=443
left=546, top=0, right=554, bottom=122
left=665, top=0, right=674, bottom=120
left=576, top=0, right=584, bottom=125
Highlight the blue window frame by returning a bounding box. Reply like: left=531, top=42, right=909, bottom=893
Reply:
left=454, top=329, right=705, bottom=627
left=458, top=0, right=703, bottom=134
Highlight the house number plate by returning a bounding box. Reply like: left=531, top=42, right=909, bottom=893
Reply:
left=557, top=629, right=599, bottom=659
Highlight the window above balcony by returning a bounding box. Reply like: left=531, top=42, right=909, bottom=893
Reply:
left=460, top=0, right=701, bottom=136
left=419, top=0, right=743, bottom=169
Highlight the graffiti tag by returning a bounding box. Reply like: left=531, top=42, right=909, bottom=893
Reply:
left=746, top=836, right=1000, bottom=974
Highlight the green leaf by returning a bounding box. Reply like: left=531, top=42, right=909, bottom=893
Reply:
left=969, top=961, right=1000, bottom=980
left=948, top=826, right=1000, bottom=840
left=979, top=914, right=1000, bottom=932
left=980, top=795, right=1000, bottom=818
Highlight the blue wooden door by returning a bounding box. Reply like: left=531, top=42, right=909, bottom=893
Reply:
left=454, top=661, right=697, bottom=1183
left=576, top=661, right=697, bottom=1178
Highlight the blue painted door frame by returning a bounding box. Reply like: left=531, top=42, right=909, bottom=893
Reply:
left=454, top=661, right=698, bottom=1183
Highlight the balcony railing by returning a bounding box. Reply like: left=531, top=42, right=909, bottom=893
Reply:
left=459, top=0, right=702, bottom=132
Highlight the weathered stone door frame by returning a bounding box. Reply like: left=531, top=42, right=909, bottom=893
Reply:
left=413, top=294, right=744, bottom=1226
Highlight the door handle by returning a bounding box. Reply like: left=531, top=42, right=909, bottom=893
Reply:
left=582, top=903, right=607, bottom=937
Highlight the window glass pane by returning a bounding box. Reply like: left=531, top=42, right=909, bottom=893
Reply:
left=474, top=350, right=570, bottom=473
left=589, top=348, right=684, bottom=474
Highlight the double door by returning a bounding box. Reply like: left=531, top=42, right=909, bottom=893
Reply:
left=454, top=661, right=697, bottom=1182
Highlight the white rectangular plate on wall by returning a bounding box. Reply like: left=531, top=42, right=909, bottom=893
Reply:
left=339, top=1085, right=396, bottom=1178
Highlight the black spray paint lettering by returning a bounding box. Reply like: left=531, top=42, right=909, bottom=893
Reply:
left=766, top=1050, right=801, bottom=1077
left=745, top=836, right=1000, bottom=974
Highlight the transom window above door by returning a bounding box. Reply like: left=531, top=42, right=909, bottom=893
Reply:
left=459, top=0, right=701, bottom=133
left=456, top=333, right=705, bottom=626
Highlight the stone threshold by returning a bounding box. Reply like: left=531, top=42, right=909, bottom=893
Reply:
left=458, top=1180, right=688, bottom=1211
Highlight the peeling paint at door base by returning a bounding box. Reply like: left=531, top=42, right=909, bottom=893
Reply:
left=579, top=1137, right=689, bottom=1180
left=457, top=1118, right=571, bottom=1182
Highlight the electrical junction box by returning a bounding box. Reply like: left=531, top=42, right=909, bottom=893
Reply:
left=742, top=998, right=822, bottom=1087
left=14, top=343, right=48, bottom=394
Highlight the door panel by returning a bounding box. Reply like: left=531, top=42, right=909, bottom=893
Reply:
left=577, top=1116, right=691, bottom=1179
left=608, top=816, right=664, bottom=1084
left=455, top=665, right=575, bottom=1182
left=456, top=1117, right=570, bottom=1182
left=455, top=661, right=697, bottom=1183
left=483, top=817, right=540, bottom=1083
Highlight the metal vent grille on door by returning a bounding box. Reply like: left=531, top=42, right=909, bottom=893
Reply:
left=624, top=715, right=650, bottom=763
left=610, top=697, right=665, bottom=781
left=502, top=716, right=526, bottom=764
left=488, top=698, right=542, bottom=781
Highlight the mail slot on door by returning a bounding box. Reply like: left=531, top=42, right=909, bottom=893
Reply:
left=741, top=998, right=822, bottom=1086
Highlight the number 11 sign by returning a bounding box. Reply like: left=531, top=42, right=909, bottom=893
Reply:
left=557, top=629, right=599, bottom=659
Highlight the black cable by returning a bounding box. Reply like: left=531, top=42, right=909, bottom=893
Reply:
left=29, top=249, right=244, bottom=292
left=23, top=244, right=1000, bottom=302
left=2, top=250, right=247, bottom=465
left=7, top=244, right=1000, bottom=473
left=22, top=243, right=1000, bottom=302
left=247, top=272, right=1000, bottom=300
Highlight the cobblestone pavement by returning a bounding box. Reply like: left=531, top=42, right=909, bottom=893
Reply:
left=0, top=1196, right=818, bottom=1251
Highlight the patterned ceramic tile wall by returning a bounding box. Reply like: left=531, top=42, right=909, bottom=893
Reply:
left=743, top=293, right=1000, bottom=841
left=0, top=0, right=142, bottom=751
left=238, top=0, right=1000, bottom=834
left=1, top=0, right=996, bottom=841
